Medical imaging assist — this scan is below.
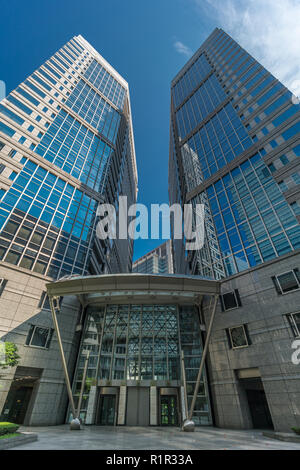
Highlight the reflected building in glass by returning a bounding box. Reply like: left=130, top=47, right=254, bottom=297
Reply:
left=0, top=36, right=137, bottom=425
left=132, top=240, right=174, bottom=274
left=169, top=28, right=300, bottom=432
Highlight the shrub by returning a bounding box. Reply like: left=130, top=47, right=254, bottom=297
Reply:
left=292, top=427, right=300, bottom=435
left=0, top=422, right=19, bottom=436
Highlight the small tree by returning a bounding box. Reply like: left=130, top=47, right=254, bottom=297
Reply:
left=0, top=342, right=20, bottom=370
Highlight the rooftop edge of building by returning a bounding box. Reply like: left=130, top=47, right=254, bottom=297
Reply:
left=171, top=27, right=221, bottom=87
left=75, top=34, right=129, bottom=90
left=74, top=35, right=139, bottom=189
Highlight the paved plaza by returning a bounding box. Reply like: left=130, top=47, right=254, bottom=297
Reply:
left=12, top=425, right=300, bottom=450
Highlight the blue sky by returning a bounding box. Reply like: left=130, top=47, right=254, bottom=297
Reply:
left=1, top=0, right=299, bottom=261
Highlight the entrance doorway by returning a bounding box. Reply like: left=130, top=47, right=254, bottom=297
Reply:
left=3, top=386, right=34, bottom=424
left=97, top=395, right=116, bottom=425
left=239, top=377, right=274, bottom=430
left=246, top=389, right=273, bottom=429
left=1, top=367, right=42, bottom=425
left=160, top=395, right=178, bottom=426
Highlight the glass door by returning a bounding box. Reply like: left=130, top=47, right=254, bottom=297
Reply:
left=98, top=395, right=116, bottom=425
left=160, top=395, right=178, bottom=426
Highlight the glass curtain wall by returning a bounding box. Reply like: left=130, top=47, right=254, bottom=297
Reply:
left=71, top=303, right=212, bottom=424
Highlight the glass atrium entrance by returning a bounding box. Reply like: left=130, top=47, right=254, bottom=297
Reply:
left=71, top=302, right=213, bottom=426
left=46, top=273, right=220, bottom=428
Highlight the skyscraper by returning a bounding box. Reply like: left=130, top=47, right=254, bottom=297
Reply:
left=0, top=36, right=137, bottom=424
left=169, top=28, right=300, bottom=431
left=132, top=240, right=174, bottom=274
left=170, top=28, right=300, bottom=279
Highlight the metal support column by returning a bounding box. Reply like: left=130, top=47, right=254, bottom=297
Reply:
left=186, top=294, right=218, bottom=427
left=49, top=296, right=78, bottom=428
left=181, top=351, right=188, bottom=422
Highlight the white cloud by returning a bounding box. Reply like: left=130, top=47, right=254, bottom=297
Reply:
left=192, top=0, right=300, bottom=90
left=174, top=40, right=193, bottom=57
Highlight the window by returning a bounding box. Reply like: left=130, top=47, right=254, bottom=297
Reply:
left=32, top=73, right=51, bottom=91
left=280, top=154, right=289, bottom=165
left=25, top=80, right=46, bottom=98
left=272, top=269, right=300, bottom=294
left=7, top=95, right=32, bottom=115
left=33, top=261, right=47, bottom=274
left=0, top=141, right=5, bottom=151
left=259, top=147, right=266, bottom=156
left=3, top=221, right=18, bottom=235
left=38, top=291, right=51, bottom=310
left=8, top=149, right=17, bottom=158
left=278, top=180, right=288, bottom=192
left=0, top=104, right=25, bottom=125
left=220, top=289, right=242, bottom=311
left=226, top=324, right=250, bottom=349
left=31, top=232, right=44, bottom=245
left=0, top=278, right=7, bottom=296
left=9, top=171, right=17, bottom=181
left=0, top=121, right=16, bottom=137
left=287, top=312, right=300, bottom=337
left=268, top=163, right=276, bottom=173
left=5, top=251, right=21, bottom=265
left=292, top=173, right=300, bottom=185
left=17, top=87, right=39, bottom=107
left=25, top=324, right=53, bottom=349
left=19, top=256, right=34, bottom=270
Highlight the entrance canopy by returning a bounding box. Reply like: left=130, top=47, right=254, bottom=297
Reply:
left=46, top=273, right=220, bottom=306
left=46, top=273, right=220, bottom=427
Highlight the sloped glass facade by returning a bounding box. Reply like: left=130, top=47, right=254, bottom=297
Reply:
left=169, top=28, right=300, bottom=278
left=0, top=35, right=137, bottom=278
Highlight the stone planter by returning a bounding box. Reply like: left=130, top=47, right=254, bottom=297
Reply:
left=0, top=432, right=38, bottom=450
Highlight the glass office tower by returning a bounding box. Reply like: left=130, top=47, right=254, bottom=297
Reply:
left=169, top=28, right=300, bottom=279
left=0, top=35, right=137, bottom=279
left=0, top=36, right=137, bottom=425
left=169, top=28, right=300, bottom=433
